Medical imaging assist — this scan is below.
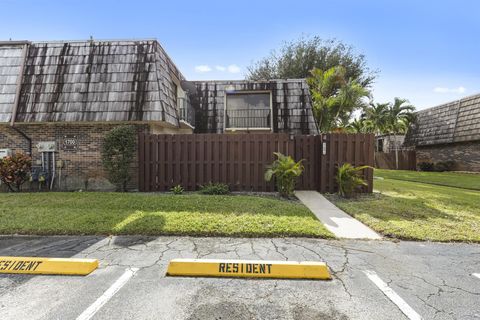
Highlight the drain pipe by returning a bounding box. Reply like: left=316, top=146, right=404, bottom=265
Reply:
left=9, top=42, right=31, bottom=154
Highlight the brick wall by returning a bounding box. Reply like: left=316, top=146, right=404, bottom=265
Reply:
left=0, top=123, right=148, bottom=191
left=416, top=141, right=480, bottom=172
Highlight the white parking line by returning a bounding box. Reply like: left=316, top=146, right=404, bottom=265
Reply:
left=473, top=273, right=480, bottom=279
left=76, top=267, right=139, bottom=320
left=364, top=270, right=422, bottom=320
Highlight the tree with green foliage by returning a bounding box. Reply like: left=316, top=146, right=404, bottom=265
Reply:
left=346, top=117, right=371, bottom=133
left=247, top=36, right=376, bottom=88
left=384, top=98, right=415, bottom=135
left=307, top=66, right=370, bottom=132
left=361, top=102, right=390, bottom=134
left=101, top=126, right=136, bottom=192
left=350, top=98, right=415, bottom=135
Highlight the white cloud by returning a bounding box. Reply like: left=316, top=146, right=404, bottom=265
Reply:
left=433, top=86, right=466, bottom=94
left=227, top=64, right=241, bottom=73
left=194, top=65, right=212, bottom=73
left=215, top=65, right=226, bottom=71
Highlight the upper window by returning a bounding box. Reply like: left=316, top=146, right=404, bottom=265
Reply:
left=225, top=92, right=271, bottom=129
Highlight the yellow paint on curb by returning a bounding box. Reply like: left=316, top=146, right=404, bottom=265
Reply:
left=166, top=258, right=331, bottom=280
left=0, top=256, right=98, bottom=275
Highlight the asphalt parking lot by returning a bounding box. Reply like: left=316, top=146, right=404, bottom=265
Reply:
left=0, top=236, right=479, bottom=320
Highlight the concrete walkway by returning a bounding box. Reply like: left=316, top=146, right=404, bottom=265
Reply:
left=295, top=191, right=381, bottom=239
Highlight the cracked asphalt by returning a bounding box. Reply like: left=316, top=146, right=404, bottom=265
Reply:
left=0, top=236, right=479, bottom=320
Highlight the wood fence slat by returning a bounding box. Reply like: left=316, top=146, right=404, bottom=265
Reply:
left=138, top=133, right=145, bottom=191
left=137, top=133, right=374, bottom=193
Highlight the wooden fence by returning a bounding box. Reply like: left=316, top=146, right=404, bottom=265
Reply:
left=375, top=151, right=416, bottom=170
left=138, top=133, right=374, bottom=193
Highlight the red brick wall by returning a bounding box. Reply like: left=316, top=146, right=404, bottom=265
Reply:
left=0, top=123, right=148, bottom=191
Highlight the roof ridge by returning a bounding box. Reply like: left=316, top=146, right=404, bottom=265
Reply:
left=0, top=38, right=159, bottom=45
left=417, top=91, right=480, bottom=113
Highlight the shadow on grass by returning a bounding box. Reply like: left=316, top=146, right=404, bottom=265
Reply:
left=331, top=192, right=464, bottom=223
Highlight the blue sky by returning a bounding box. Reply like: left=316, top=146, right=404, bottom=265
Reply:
left=1, top=0, right=479, bottom=110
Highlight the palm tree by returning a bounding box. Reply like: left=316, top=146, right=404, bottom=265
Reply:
left=334, top=78, right=370, bottom=128
left=363, top=102, right=390, bottom=134
left=385, top=98, right=415, bottom=135
left=307, top=66, right=370, bottom=132
left=307, top=67, right=345, bottom=132
left=384, top=98, right=415, bottom=169
left=346, top=117, right=372, bottom=133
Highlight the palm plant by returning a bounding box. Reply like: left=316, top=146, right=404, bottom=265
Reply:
left=307, top=66, right=370, bottom=132
left=385, top=98, right=415, bottom=135
left=336, top=163, right=371, bottom=198
left=265, top=152, right=304, bottom=197
left=362, top=102, right=390, bottom=134
left=346, top=118, right=369, bottom=133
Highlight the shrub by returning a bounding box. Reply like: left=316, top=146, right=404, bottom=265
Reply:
left=170, top=184, right=184, bottom=195
left=265, top=152, right=304, bottom=198
left=336, top=163, right=371, bottom=198
left=101, top=126, right=136, bottom=191
left=418, top=162, right=434, bottom=172
left=199, top=182, right=230, bottom=195
left=0, top=153, right=32, bottom=192
left=434, top=161, right=455, bottom=172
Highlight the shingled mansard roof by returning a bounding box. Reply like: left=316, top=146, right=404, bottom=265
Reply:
left=0, top=39, right=183, bottom=125
left=405, top=93, right=480, bottom=146
left=191, top=79, right=318, bottom=134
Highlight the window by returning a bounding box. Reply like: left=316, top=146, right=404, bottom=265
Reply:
left=225, top=92, right=271, bottom=129
left=377, top=138, right=384, bottom=152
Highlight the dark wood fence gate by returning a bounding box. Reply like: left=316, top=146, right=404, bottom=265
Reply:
left=138, top=133, right=374, bottom=193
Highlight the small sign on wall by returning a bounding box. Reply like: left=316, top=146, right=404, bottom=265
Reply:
left=63, top=135, right=78, bottom=151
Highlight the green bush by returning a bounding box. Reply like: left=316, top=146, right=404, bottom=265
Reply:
left=336, top=163, right=371, bottom=198
left=418, top=162, right=434, bottom=172
left=0, top=153, right=32, bottom=192
left=101, top=126, right=136, bottom=191
left=434, top=161, right=455, bottom=172
left=170, top=185, right=184, bottom=195
left=199, top=182, right=230, bottom=195
left=265, top=152, right=304, bottom=198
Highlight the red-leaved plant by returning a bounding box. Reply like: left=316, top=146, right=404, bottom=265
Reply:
left=0, top=153, right=32, bottom=192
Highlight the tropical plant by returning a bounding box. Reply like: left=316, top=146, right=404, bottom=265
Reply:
left=265, top=152, right=304, bottom=197
left=384, top=98, right=415, bottom=135
left=349, top=117, right=377, bottom=133
left=362, top=102, right=390, bottom=134
left=307, top=67, right=370, bottom=132
left=336, top=163, right=371, bottom=198
left=0, top=153, right=32, bottom=192
left=101, top=125, right=136, bottom=192
left=199, top=182, right=230, bottom=195
left=170, top=184, right=184, bottom=194
left=246, top=36, right=376, bottom=87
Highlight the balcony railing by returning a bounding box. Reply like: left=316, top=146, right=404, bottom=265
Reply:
left=225, top=108, right=271, bottom=129
left=178, top=97, right=195, bottom=127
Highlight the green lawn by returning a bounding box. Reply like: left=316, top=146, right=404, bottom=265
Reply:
left=375, top=169, right=480, bottom=190
left=0, top=192, right=334, bottom=238
left=329, top=170, right=480, bottom=242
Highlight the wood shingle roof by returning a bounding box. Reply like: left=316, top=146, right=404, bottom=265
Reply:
left=405, top=93, right=480, bottom=146
left=0, top=40, right=183, bottom=126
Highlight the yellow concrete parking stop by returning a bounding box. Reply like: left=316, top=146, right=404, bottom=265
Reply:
left=166, top=258, right=331, bottom=280
left=0, top=256, right=99, bottom=275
